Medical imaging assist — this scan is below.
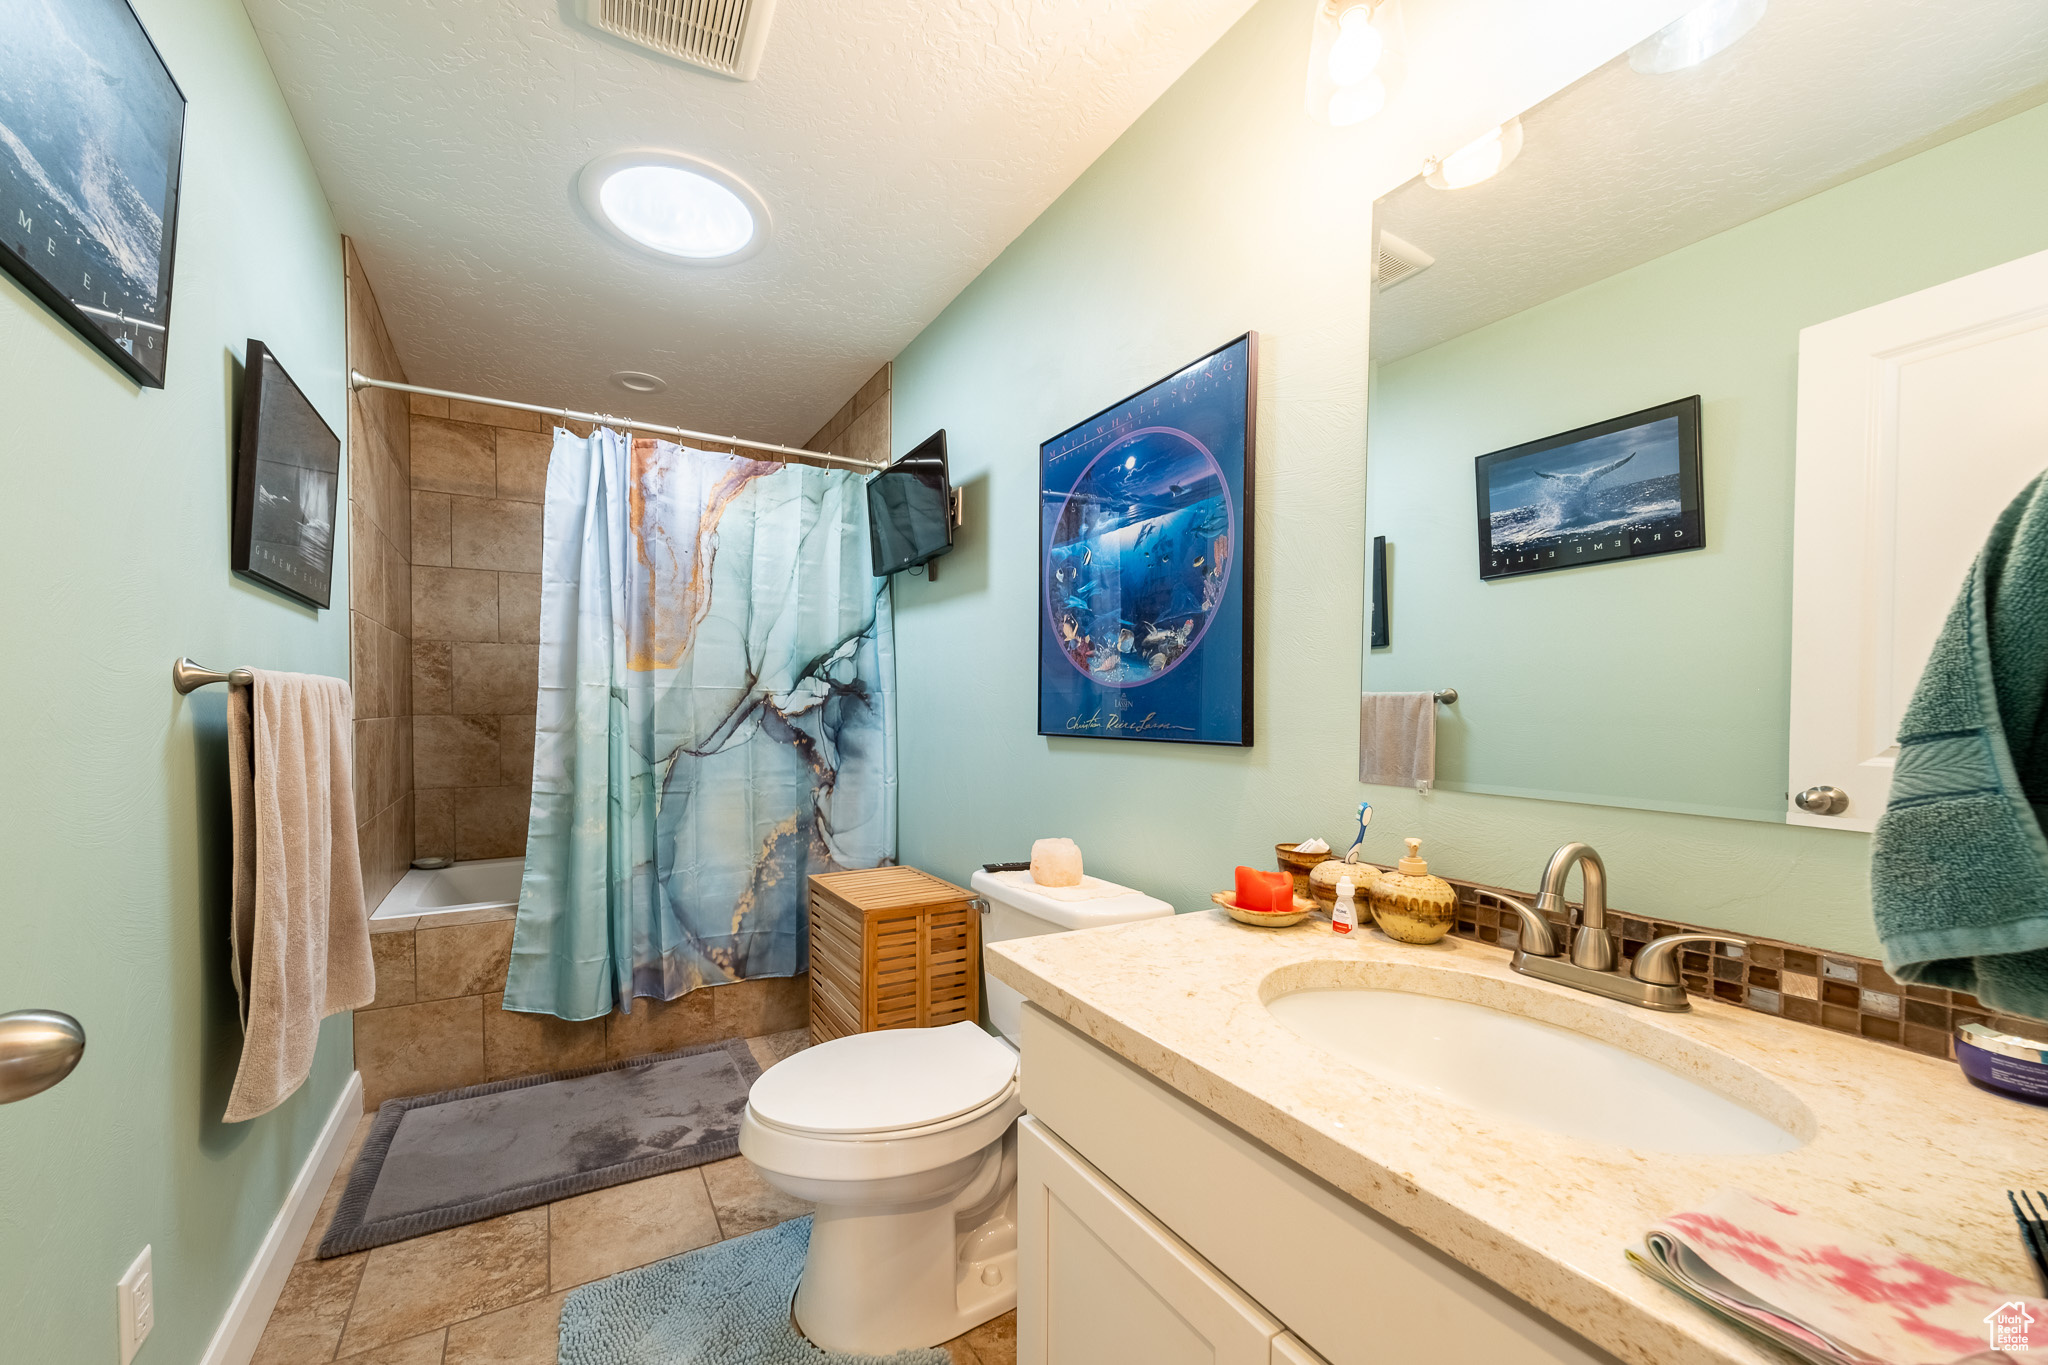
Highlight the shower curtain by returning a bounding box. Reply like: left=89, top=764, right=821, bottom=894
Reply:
left=504, top=428, right=897, bottom=1021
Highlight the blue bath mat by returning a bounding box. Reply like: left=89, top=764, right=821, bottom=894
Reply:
left=558, top=1216, right=950, bottom=1365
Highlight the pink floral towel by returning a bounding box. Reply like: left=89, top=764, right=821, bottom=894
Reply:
left=1656, top=1190, right=2048, bottom=1364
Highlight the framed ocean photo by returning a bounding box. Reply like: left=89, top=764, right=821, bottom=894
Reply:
left=233, top=341, right=339, bottom=609
left=1039, top=333, right=1256, bottom=747
left=1474, top=396, right=1703, bottom=581
left=0, top=0, right=187, bottom=388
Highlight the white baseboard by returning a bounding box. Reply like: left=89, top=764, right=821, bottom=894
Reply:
left=198, top=1071, right=364, bottom=1365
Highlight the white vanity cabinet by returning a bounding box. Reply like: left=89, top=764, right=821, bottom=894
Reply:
left=1015, top=1003, right=1620, bottom=1365
left=1019, top=1117, right=1296, bottom=1364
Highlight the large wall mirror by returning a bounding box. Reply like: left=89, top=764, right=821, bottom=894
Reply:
left=1361, top=0, right=2048, bottom=823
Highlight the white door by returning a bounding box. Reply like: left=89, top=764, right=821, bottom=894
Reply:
left=1274, top=1333, right=1333, bottom=1365
left=1788, top=248, right=2048, bottom=831
left=1017, top=1116, right=1283, bottom=1365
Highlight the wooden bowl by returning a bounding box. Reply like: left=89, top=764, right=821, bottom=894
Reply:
left=1211, top=891, right=1313, bottom=928
left=1274, top=842, right=1330, bottom=897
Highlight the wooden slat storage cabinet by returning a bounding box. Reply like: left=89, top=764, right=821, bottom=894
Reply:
left=808, top=867, right=981, bottom=1044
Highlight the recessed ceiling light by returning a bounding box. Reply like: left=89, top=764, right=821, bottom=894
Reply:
left=611, top=371, right=667, bottom=394
left=1630, top=0, right=1767, bottom=74
left=578, top=151, right=770, bottom=265
left=1423, top=119, right=1523, bottom=190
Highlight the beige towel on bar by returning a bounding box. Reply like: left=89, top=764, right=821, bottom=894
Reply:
left=1359, top=691, right=1436, bottom=791
left=223, top=670, right=373, bottom=1123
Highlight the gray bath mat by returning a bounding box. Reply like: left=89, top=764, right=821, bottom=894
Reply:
left=319, top=1037, right=761, bottom=1257
left=560, top=1216, right=950, bottom=1365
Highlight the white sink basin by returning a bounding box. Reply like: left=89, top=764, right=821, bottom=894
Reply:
left=1266, top=987, right=1803, bottom=1155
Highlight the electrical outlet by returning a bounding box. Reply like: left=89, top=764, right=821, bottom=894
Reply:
left=116, top=1246, right=153, bottom=1364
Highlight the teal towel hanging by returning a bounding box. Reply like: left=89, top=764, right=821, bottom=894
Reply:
left=1871, top=471, right=2048, bottom=1021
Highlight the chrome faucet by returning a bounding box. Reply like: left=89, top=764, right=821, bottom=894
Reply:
left=1498, top=842, right=1744, bottom=1012
left=1537, top=841, right=1614, bottom=972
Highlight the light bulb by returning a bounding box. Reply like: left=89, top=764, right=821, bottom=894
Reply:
left=1630, top=0, right=1767, bottom=74
left=1325, top=6, right=1383, bottom=88
left=1327, top=76, right=1386, bottom=127
left=1423, top=119, right=1523, bottom=190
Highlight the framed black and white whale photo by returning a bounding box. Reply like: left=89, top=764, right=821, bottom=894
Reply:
left=0, top=0, right=187, bottom=388
left=1474, top=396, right=1703, bottom=581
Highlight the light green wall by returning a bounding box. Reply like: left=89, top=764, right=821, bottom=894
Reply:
left=1367, top=100, right=2048, bottom=826
left=890, top=0, right=2048, bottom=960
left=890, top=0, right=1376, bottom=919
left=0, top=0, right=351, bottom=1359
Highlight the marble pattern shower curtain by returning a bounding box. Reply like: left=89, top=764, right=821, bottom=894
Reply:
left=504, top=428, right=896, bottom=1021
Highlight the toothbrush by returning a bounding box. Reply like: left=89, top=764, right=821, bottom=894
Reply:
left=1345, top=801, right=1372, bottom=862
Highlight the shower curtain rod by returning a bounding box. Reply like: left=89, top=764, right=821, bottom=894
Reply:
left=347, top=372, right=883, bottom=472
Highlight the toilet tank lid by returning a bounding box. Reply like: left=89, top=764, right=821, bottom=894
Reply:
left=971, top=868, right=1176, bottom=930
left=748, top=1022, right=1018, bottom=1136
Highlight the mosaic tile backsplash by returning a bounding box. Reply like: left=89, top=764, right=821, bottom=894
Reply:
left=1343, top=863, right=2045, bottom=1064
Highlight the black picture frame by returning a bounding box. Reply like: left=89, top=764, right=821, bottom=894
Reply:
left=233, top=341, right=340, bottom=609
left=1369, top=535, right=1390, bottom=648
left=1038, top=333, right=1256, bottom=747
left=1474, top=395, right=1704, bottom=581
left=0, top=0, right=187, bottom=388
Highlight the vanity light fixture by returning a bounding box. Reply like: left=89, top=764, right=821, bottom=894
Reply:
left=1629, top=0, right=1767, bottom=74
left=578, top=150, right=770, bottom=264
left=1422, top=119, right=1523, bottom=190
left=1304, top=0, right=1402, bottom=128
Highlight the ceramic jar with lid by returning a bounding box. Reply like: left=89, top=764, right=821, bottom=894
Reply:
left=1369, top=839, right=1456, bottom=944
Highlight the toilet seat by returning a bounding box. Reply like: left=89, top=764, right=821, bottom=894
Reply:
left=748, top=1082, right=1018, bottom=1144
left=748, top=1021, right=1017, bottom=1137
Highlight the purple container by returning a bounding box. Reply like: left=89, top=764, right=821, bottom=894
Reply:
left=1955, top=1022, right=2048, bottom=1107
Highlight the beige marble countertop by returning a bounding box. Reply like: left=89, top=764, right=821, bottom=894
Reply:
left=986, top=910, right=2047, bottom=1365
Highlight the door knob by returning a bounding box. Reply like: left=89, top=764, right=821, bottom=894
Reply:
left=0, top=1009, right=86, bottom=1103
left=1794, top=785, right=1849, bottom=815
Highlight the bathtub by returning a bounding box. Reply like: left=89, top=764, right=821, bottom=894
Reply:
left=371, top=857, right=523, bottom=929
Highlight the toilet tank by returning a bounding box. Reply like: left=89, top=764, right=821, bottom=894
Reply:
left=970, top=868, right=1175, bottom=1045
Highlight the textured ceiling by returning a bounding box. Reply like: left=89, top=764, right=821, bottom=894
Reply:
left=242, top=0, right=1260, bottom=445
left=1372, top=0, right=2048, bottom=362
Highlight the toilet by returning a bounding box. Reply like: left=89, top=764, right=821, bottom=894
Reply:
left=738, top=866, right=1174, bottom=1354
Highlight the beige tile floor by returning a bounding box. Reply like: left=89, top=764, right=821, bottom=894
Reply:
left=252, top=1028, right=1016, bottom=1365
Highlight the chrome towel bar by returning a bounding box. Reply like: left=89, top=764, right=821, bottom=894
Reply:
left=172, top=657, right=254, bottom=693
left=1434, top=689, right=1458, bottom=704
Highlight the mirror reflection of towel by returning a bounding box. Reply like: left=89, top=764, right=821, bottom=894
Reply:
left=1359, top=692, right=1436, bottom=792
left=224, top=670, right=373, bottom=1123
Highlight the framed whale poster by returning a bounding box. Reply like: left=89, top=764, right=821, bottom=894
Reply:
left=0, top=0, right=187, bottom=388
left=1039, top=333, right=1256, bottom=747
left=1474, top=395, right=1703, bottom=581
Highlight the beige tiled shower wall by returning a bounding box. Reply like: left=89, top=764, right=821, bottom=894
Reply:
left=407, top=394, right=550, bottom=861
left=806, top=361, right=890, bottom=462
left=344, top=240, right=415, bottom=910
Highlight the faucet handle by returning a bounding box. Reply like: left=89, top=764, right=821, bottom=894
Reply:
left=1631, top=933, right=1748, bottom=987
left=1495, top=894, right=1560, bottom=959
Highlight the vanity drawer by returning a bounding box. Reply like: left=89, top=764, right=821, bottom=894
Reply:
left=1019, top=1003, right=1620, bottom=1365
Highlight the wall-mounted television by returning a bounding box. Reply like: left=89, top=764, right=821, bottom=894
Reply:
left=866, top=429, right=954, bottom=576
left=232, top=339, right=340, bottom=608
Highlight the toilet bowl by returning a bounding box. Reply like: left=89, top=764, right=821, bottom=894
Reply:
left=739, top=866, right=1174, bottom=1355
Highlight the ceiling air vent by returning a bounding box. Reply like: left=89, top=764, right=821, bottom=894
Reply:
left=1374, top=230, right=1434, bottom=291
left=584, top=0, right=779, bottom=80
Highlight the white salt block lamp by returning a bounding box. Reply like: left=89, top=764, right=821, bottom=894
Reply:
left=1030, top=838, right=1084, bottom=887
